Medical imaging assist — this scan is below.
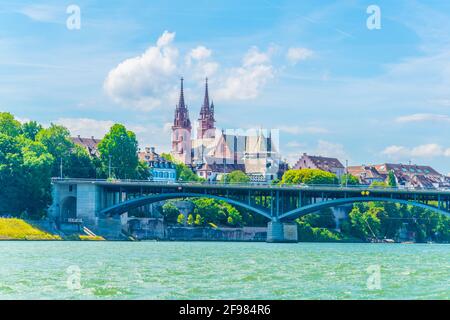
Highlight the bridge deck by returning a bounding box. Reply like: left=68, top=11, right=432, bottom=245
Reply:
left=52, top=178, right=450, bottom=196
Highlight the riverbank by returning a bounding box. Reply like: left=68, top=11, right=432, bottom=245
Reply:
left=0, top=218, right=61, bottom=240
left=0, top=218, right=107, bottom=241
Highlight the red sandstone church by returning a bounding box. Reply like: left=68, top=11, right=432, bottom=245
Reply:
left=171, top=78, right=283, bottom=182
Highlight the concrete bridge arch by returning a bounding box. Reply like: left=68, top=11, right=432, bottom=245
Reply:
left=278, top=197, right=450, bottom=221
left=99, top=192, right=273, bottom=220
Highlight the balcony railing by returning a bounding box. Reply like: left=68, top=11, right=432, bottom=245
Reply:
left=51, top=177, right=450, bottom=192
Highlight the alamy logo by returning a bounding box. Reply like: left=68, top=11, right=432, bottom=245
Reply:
left=66, top=265, right=81, bottom=290
left=366, top=265, right=381, bottom=290
left=366, top=5, right=381, bottom=30
left=66, top=5, right=81, bottom=30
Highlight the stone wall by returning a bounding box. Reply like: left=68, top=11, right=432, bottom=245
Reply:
left=126, top=217, right=267, bottom=241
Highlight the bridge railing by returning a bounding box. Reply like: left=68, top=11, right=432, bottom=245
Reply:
left=51, top=177, right=450, bottom=192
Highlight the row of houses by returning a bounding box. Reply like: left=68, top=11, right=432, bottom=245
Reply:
left=72, top=135, right=449, bottom=188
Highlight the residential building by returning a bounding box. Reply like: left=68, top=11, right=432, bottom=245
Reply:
left=347, top=166, right=385, bottom=185
left=138, top=147, right=176, bottom=182
left=196, top=162, right=246, bottom=181
left=293, top=153, right=345, bottom=178
left=71, top=135, right=101, bottom=157
left=348, top=163, right=450, bottom=188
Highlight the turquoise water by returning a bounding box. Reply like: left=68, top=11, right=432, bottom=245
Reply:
left=0, top=242, right=448, bottom=299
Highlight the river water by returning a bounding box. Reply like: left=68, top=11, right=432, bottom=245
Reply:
left=0, top=242, right=448, bottom=299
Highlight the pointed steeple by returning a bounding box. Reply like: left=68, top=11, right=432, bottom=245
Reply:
left=178, top=77, right=186, bottom=109
left=210, top=100, right=215, bottom=121
left=197, top=77, right=215, bottom=139
left=173, top=77, right=191, bottom=130
left=202, top=77, right=210, bottom=113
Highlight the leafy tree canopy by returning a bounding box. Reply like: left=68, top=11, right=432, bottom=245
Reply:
left=221, top=170, right=250, bottom=184
left=0, top=112, right=22, bottom=137
left=21, top=121, right=43, bottom=141
left=97, top=124, right=140, bottom=179
left=281, top=169, right=338, bottom=185
left=341, top=174, right=360, bottom=186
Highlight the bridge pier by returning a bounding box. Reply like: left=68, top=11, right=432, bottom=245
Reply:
left=266, top=221, right=298, bottom=243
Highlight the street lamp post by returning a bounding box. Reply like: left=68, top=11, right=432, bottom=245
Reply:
left=60, top=157, right=63, bottom=179
left=345, top=159, right=348, bottom=187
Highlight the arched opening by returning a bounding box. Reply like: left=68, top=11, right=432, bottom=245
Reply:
left=61, top=196, right=77, bottom=222
left=279, top=197, right=450, bottom=221
left=100, top=193, right=272, bottom=220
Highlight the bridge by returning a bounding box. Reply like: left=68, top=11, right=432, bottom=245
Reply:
left=50, top=178, right=450, bottom=242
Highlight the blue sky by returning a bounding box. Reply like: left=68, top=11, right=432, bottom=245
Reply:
left=1, top=0, right=450, bottom=174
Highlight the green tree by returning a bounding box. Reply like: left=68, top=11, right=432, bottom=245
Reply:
left=21, top=121, right=42, bottom=141
left=370, top=181, right=388, bottom=188
left=187, top=214, right=194, bottom=225
left=221, top=170, right=250, bottom=184
left=66, top=144, right=96, bottom=178
left=160, top=152, right=203, bottom=182
left=97, top=124, right=139, bottom=179
left=194, top=214, right=203, bottom=226
left=340, top=174, right=360, bottom=186
left=296, top=220, right=342, bottom=242
left=36, top=124, right=95, bottom=178
left=192, top=198, right=244, bottom=226
left=177, top=213, right=185, bottom=225
left=0, top=133, right=53, bottom=218
left=281, top=169, right=338, bottom=185
left=177, top=163, right=203, bottom=182
left=161, top=201, right=180, bottom=224
left=387, top=170, right=397, bottom=187
left=347, top=205, right=381, bottom=240
left=0, top=112, right=21, bottom=137
left=136, top=160, right=151, bottom=180
left=300, top=208, right=336, bottom=229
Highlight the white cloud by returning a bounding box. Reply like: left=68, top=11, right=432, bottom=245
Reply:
left=216, top=47, right=274, bottom=100
left=104, top=33, right=282, bottom=109
left=382, top=143, right=450, bottom=159
left=285, top=141, right=306, bottom=148
left=286, top=47, right=313, bottom=65
left=314, top=140, right=349, bottom=161
left=396, top=113, right=450, bottom=123
left=104, top=31, right=178, bottom=111
left=279, top=125, right=329, bottom=135
left=18, top=4, right=60, bottom=23
left=187, top=46, right=212, bottom=62
left=156, top=31, right=175, bottom=47
left=54, top=117, right=171, bottom=153
left=55, top=118, right=115, bottom=139
left=283, top=140, right=349, bottom=166
left=243, top=47, right=271, bottom=67
left=185, top=46, right=218, bottom=80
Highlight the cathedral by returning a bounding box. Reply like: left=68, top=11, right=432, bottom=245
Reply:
left=171, top=78, right=282, bottom=182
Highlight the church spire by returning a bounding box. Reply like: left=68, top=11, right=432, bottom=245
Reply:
left=173, top=77, right=191, bottom=130
left=202, top=77, right=210, bottom=112
left=178, top=77, right=186, bottom=109
left=197, top=77, right=215, bottom=139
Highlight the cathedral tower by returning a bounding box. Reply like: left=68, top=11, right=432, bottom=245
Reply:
left=171, top=78, right=192, bottom=164
left=197, top=78, right=216, bottom=139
